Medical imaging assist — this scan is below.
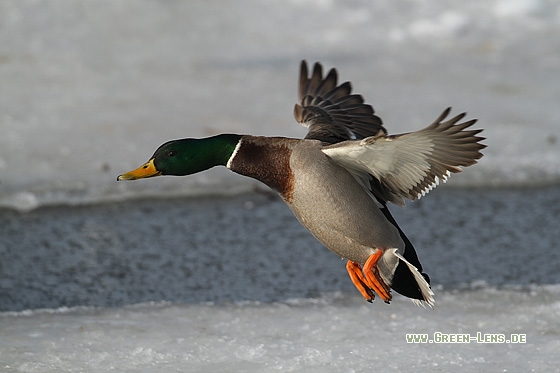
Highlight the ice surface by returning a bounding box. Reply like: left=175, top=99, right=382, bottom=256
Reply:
left=1, top=288, right=560, bottom=373
left=1, top=187, right=559, bottom=371
left=1, top=0, right=560, bottom=210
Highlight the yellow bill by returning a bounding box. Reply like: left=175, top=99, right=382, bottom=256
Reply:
left=117, top=159, right=161, bottom=181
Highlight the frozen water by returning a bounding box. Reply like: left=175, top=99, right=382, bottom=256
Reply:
left=1, top=288, right=560, bottom=373
left=2, top=187, right=560, bottom=371
left=1, top=0, right=559, bottom=210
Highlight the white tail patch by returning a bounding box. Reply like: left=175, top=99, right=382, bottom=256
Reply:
left=393, top=251, right=435, bottom=309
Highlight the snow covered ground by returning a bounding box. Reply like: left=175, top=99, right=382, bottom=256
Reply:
left=2, top=288, right=560, bottom=373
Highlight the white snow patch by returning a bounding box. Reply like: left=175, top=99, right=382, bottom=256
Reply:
left=1, top=288, right=559, bottom=372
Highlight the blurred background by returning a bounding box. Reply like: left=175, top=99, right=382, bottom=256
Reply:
left=1, top=0, right=559, bottom=211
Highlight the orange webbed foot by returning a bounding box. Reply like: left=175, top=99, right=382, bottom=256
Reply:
left=345, top=250, right=392, bottom=304
left=363, top=251, right=392, bottom=303
left=346, top=261, right=376, bottom=302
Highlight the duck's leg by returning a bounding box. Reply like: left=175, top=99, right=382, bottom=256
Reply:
left=363, top=250, right=392, bottom=303
left=346, top=261, right=376, bottom=302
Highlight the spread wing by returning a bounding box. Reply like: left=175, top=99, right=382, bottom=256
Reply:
left=294, top=60, right=386, bottom=144
left=322, top=108, right=487, bottom=206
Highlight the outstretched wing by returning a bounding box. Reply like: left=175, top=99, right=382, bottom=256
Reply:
left=294, top=60, right=386, bottom=144
left=322, top=108, right=486, bottom=206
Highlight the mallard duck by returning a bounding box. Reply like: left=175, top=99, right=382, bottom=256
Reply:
left=118, top=61, right=486, bottom=307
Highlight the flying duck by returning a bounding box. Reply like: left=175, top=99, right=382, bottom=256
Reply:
left=118, top=61, right=486, bottom=307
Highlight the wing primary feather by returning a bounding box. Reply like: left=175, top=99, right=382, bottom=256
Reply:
left=295, top=60, right=386, bottom=144
left=322, top=108, right=486, bottom=204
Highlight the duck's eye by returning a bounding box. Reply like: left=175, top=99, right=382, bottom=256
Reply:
left=168, top=150, right=177, bottom=158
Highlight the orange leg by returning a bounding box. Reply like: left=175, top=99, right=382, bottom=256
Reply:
left=363, top=251, right=392, bottom=304
left=346, top=261, right=375, bottom=302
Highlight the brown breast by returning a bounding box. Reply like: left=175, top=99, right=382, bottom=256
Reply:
left=227, top=136, right=297, bottom=202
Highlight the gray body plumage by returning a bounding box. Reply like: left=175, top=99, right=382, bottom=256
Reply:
left=228, top=136, right=404, bottom=286
left=228, top=61, right=486, bottom=307
left=288, top=140, right=403, bottom=267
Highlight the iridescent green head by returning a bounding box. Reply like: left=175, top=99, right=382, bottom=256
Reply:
left=117, top=134, right=242, bottom=180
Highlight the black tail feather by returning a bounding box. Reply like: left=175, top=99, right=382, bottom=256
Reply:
left=378, top=202, right=431, bottom=300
